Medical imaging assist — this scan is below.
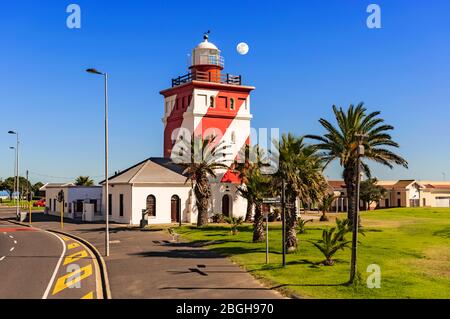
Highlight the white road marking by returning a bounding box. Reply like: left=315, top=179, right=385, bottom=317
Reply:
left=42, top=232, right=66, bottom=299
left=10, top=247, right=14, bottom=252
left=9, top=235, right=14, bottom=239
left=0, top=256, right=5, bottom=261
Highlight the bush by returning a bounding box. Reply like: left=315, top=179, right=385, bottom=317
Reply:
left=225, top=216, right=244, bottom=235
left=268, top=209, right=281, bottom=222
left=211, top=213, right=226, bottom=223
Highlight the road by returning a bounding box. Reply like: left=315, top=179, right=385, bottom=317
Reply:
left=0, top=217, right=102, bottom=299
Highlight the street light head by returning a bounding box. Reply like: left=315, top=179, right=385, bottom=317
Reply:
left=8, top=130, right=16, bottom=135
left=86, top=68, right=104, bottom=75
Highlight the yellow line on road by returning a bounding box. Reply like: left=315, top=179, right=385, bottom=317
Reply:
left=67, top=242, right=80, bottom=249
left=63, top=250, right=88, bottom=266
left=81, top=291, right=94, bottom=299
left=52, top=264, right=93, bottom=295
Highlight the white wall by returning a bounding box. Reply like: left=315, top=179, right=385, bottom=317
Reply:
left=103, top=184, right=133, bottom=224
left=210, top=183, right=247, bottom=219
left=130, top=184, right=192, bottom=225
left=46, top=186, right=102, bottom=218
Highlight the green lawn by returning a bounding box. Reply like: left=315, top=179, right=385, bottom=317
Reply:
left=0, top=199, right=44, bottom=211
left=177, top=208, right=450, bottom=299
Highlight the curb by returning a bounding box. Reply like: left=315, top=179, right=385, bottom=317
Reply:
left=1, top=217, right=112, bottom=299
left=48, top=229, right=112, bottom=300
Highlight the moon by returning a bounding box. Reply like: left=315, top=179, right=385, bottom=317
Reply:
left=237, top=42, right=249, bottom=55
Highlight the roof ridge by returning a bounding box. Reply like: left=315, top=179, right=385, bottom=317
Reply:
left=129, top=160, right=151, bottom=183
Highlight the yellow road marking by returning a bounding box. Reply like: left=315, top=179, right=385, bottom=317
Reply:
left=63, top=250, right=88, bottom=266
left=60, top=235, right=70, bottom=241
left=81, top=291, right=94, bottom=299
left=67, top=242, right=80, bottom=249
left=52, top=264, right=93, bottom=295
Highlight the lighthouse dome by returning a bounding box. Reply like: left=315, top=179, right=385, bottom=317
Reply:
left=195, top=39, right=219, bottom=51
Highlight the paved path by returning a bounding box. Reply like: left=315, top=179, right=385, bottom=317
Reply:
left=0, top=210, right=283, bottom=299
left=0, top=218, right=101, bottom=299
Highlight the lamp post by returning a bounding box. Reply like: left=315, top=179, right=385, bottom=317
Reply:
left=349, top=133, right=367, bottom=284
left=86, top=68, right=110, bottom=257
left=8, top=131, right=19, bottom=218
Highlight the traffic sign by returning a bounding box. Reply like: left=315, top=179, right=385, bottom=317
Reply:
left=262, top=197, right=281, bottom=204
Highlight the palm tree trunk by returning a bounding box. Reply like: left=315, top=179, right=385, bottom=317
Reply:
left=245, top=200, right=253, bottom=222
left=252, top=203, right=265, bottom=242
left=344, top=166, right=357, bottom=224
left=195, top=181, right=210, bottom=227
left=286, top=199, right=298, bottom=252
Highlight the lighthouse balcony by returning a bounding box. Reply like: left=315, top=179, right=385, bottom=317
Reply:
left=172, top=70, right=242, bottom=87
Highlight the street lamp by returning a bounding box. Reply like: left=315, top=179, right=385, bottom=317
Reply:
left=349, top=133, right=368, bottom=284
left=86, top=68, right=110, bottom=257
left=8, top=131, right=19, bottom=219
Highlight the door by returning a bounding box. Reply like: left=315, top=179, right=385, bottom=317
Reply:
left=76, top=200, right=83, bottom=212
left=171, top=195, right=180, bottom=222
left=222, top=194, right=230, bottom=217
left=397, top=198, right=401, bottom=207
left=435, top=197, right=450, bottom=207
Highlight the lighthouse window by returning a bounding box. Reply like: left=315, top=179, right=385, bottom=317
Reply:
left=231, top=131, right=236, bottom=144
left=239, top=98, right=247, bottom=110
left=175, top=99, right=179, bottom=110
left=230, top=98, right=235, bottom=110
left=209, top=96, right=215, bottom=108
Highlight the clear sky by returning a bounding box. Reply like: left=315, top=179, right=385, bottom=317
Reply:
left=1, top=0, right=449, bottom=184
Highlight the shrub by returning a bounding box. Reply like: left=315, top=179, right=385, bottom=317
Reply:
left=211, top=213, right=225, bottom=223
left=225, top=216, right=244, bottom=235
left=297, top=218, right=313, bottom=234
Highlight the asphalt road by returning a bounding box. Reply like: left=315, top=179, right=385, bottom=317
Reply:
left=0, top=216, right=101, bottom=299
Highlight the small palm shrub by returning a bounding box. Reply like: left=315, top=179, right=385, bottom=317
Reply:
left=268, top=209, right=281, bottom=222
left=212, top=213, right=225, bottom=223
left=309, top=227, right=351, bottom=266
left=335, top=218, right=365, bottom=242
left=297, top=218, right=313, bottom=234
left=225, top=216, right=244, bottom=235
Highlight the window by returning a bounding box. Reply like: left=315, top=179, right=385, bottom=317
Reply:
left=230, top=98, right=235, bottom=110
left=183, top=96, right=187, bottom=109
left=239, top=98, right=247, bottom=110
left=119, top=194, right=124, bottom=217
left=231, top=131, right=236, bottom=144
left=175, top=99, right=179, bottom=110
left=209, top=96, right=215, bottom=108
left=188, top=95, right=192, bottom=106
left=146, top=195, right=156, bottom=217
left=108, top=194, right=112, bottom=215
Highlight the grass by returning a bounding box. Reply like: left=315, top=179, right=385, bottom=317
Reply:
left=0, top=199, right=44, bottom=211
left=177, top=208, right=450, bottom=299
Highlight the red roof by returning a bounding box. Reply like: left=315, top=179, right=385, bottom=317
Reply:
left=220, top=170, right=241, bottom=184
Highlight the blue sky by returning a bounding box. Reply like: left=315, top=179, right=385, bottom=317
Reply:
left=1, top=0, right=449, bottom=184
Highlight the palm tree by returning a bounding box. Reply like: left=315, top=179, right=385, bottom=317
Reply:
left=237, top=165, right=272, bottom=242
left=273, top=134, right=327, bottom=252
left=306, top=103, right=408, bottom=224
left=176, top=135, right=229, bottom=227
left=309, top=226, right=351, bottom=266
left=75, top=176, right=94, bottom=186
left=319, top=193, right=336, bottom=222
left=233, top=145, right=255, bottom=222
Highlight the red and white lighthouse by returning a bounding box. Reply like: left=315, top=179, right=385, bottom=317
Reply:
left=160, top=34, right=254, bottom=175
left=159, top=34, right=255, bottom=216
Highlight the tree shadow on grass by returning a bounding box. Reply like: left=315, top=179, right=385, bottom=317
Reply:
left=433, top=226, right=450, bottom=238
left=130, top=246, right=264, bottom=259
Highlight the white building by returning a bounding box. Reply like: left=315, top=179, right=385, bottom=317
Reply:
left=41, top=183, right=102, bottom=220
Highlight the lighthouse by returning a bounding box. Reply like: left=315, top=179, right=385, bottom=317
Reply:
left=160, top=34, right=255, bottom=216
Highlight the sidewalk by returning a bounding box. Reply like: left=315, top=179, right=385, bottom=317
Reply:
left=0, top=210, right=283, bottom=299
